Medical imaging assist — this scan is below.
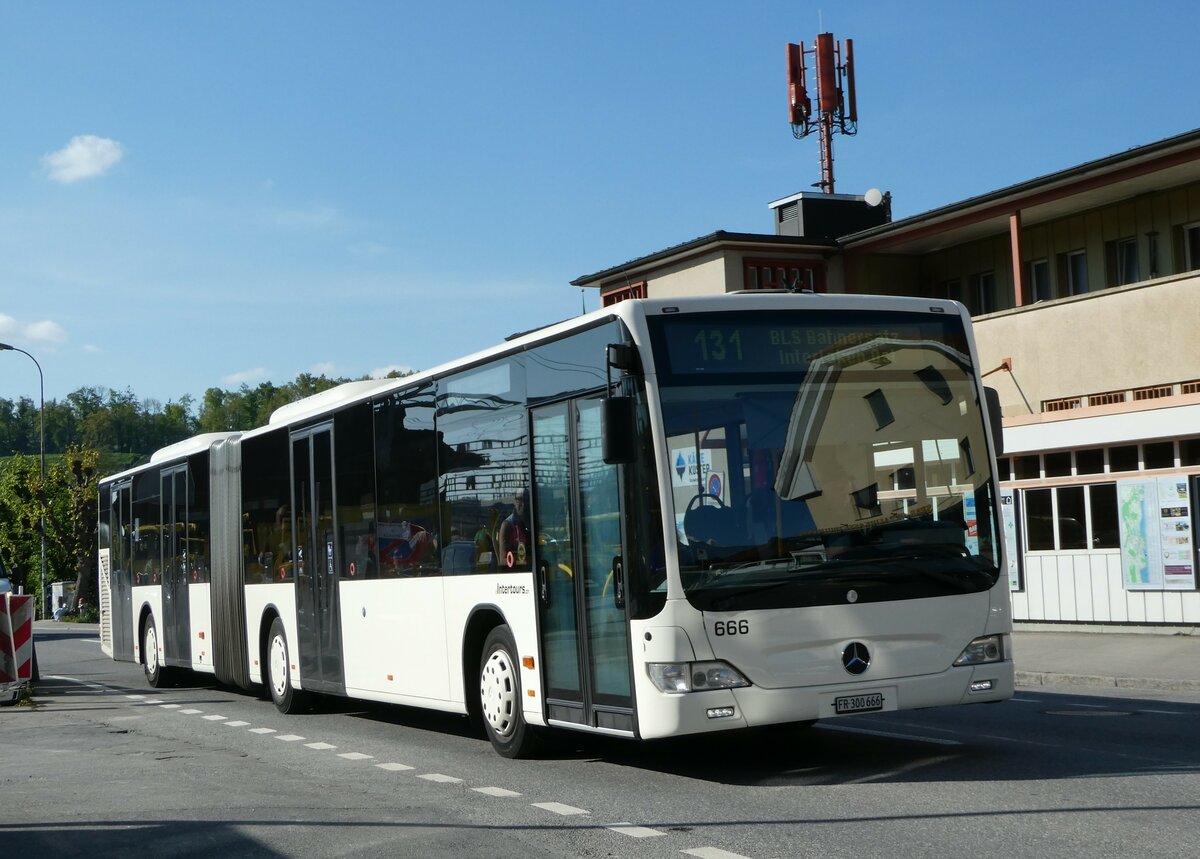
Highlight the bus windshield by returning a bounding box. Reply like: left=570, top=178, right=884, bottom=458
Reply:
left=648, top=308, right=1002, bottom=612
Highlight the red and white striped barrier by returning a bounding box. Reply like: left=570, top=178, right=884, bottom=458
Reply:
left=1, top=593, right=34, bottom=685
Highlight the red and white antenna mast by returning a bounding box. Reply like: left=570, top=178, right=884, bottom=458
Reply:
left=787, top=33, right=857, bottom=194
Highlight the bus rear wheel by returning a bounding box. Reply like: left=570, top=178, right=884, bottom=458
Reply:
left=479, top=625, right=539, bottom=758
left=267, top=617, right=308, bottom=714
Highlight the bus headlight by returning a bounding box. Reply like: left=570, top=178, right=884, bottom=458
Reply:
left=953, top=634, right=1006, bottom=666
left=647, top=661, right=751, bottom=693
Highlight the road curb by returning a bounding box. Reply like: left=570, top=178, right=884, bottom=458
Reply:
left=1016, top=670, right=1200, bottom=693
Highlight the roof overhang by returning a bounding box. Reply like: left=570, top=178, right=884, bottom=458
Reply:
left=842, top=127, right=1200, bottom=255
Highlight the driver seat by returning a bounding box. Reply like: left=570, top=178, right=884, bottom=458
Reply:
left=684, top=502, right=742, bottom=558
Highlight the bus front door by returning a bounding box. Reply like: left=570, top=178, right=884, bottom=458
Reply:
left=290, top=425, right=345, bottom=695
left=532, top=399, right=634, bottom=734
left=160, top=467, right=191, bottom=667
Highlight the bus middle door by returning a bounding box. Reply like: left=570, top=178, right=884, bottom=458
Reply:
left=290, top=424, right=345, bottom=695
left=160, top=466, right=191, bottom=668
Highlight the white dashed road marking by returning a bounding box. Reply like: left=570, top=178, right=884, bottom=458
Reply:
left=683, top=848, right=754, bottom=859
left=68, top=675, right=700, bottom=855
left=418, top=773, right=463, bottom=784
left=532, top=802, right=589, bottom=816
left=606, top=823, right=663, bottom=838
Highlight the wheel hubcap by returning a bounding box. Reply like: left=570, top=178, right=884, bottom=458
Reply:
left=145, top=625, right=158, bottom=673
left=480, top=647, right=518, bottom=739
left=270, top=634, right=288, bottom=698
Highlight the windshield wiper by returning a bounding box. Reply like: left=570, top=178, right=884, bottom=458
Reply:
left=685, top=557, right=794, bottom=591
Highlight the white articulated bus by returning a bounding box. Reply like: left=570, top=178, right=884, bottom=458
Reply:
left=98, top=293, right=1013, bottom=757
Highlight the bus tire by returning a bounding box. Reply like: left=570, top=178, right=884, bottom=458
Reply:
left=141, top=614, right=169, bottom=688
left=479, top=625, right=538, bottom=758
left=266, top=617, right=308, bottom=714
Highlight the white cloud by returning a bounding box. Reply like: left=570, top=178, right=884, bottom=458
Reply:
left=24, top=320, right=68, bottom=344
left=310, top=361, right=337, bottom=376
left=0, top=314, right=68, bottom=347
left=223, top=367, right=270, bottom=385
left=370, top=364, right=415, bottom=379
left=41, top=135, right=124, bottom=184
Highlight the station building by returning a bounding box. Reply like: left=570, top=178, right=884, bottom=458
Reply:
left=573, top=127, right=1200, bottom=629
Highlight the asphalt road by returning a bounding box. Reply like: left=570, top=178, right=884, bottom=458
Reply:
left=4, top=624, right=1199, bottom=858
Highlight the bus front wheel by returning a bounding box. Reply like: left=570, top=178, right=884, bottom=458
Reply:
left=267, top=617, right=308, bottom=714
left=479, top=625, right=539, bottom=758
left=142, top=614, right=169, bottom=688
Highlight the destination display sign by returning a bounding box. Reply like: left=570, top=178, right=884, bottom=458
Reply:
left=651, top=312, right=965, bottom=377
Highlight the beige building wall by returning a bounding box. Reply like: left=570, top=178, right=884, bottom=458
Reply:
left=641, top=252, right=730, bottom=298
left=972, top=271, right=1200, bottom=415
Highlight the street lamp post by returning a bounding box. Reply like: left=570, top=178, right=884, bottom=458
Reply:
left=0, top=343, right=46, bottom=619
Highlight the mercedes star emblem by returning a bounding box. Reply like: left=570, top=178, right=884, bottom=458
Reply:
left=842, top=642, right=871, bottom=675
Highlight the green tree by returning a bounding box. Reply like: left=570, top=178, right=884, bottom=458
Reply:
left=0, top=455, right=42, bottom=597
left=0, top=446, right=99, bottom=612
left=45, top=446, right=101, bottom=609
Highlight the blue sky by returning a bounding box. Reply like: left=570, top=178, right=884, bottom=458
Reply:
left=1, top=1, right=1196, bottom=406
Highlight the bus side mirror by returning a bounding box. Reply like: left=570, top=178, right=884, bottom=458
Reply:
left=602, top=396, right=637, bottom=464
left=984, top=386, right=1004, bottom=458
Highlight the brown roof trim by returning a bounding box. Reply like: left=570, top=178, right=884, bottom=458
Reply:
left=570, top=230, right=836, bottom=287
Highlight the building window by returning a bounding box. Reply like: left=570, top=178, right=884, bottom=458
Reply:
left=1182, top=438, right=1200, bottom=466
left=1089, top=484, right=1119, bottom=548
left=1143, top=441, right=1175, bottom=470
left=1061, top=249, right=1089, bottom=295
left=1182, top=222, right=1200, bottom=272
left=1106, top=237, right=1139, bottom=287
left=1043, top=451, right=1071, bottom=477
left=938, top=278, right=962, bottom=303
left=1028, top=259, right=1052, bottom=303
left=1108, top=445, right=1139, bottom=472
left=1024, top=483, right=1119, bottom=552
left=1024, top=488, right=1054, bottom=550
left=1013, top=455, right=1040, bottom=480
left=1075, top=448, right=1105, bottom=474
left=1056, top=486, right=1088, bottom=550
left=970, top=271, right=997, bottom=314
left=743, top=258, right=826, bottom=292
left=601, top=281, right=646, bottom=307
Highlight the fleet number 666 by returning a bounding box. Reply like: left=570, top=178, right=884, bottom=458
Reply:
left=712, top=620, right=750, bottom=636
